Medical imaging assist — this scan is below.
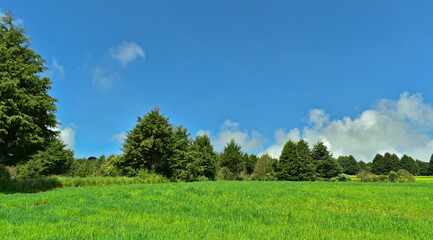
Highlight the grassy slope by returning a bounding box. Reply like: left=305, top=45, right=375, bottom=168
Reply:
left=1, top=181, right=432, bottom=239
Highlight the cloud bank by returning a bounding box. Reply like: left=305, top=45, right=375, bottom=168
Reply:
left=262, top=92, right=433, bottom=162
left=198, top=120, right=265, bottom=152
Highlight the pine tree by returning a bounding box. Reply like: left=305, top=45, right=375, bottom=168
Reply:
left=120, top=107, right=183, bottom=178
left=311, top=141, right=342, bottom=179
left=0, top=11, right=58, bottom=165
left=277, top=140, right=297, bottom=180
left=400, top=154, right=419, bottom=175
left=337, top=155, right=359, bottom=175
left=371, top=154, right=387, bottom=175
left=190, top=134, right=218, bottom=180
left=220, top=139, right=244, bottom=174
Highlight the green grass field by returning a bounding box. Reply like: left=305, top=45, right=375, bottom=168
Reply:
left=1, top=181, right=432, bottom=239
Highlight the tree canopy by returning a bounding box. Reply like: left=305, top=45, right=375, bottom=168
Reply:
left=0, top=11, right=58, bottom=165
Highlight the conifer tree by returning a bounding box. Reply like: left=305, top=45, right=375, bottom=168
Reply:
left=0, top=11, right=58, bottom=165
left=428, top=154, right=433, bottom=176
left=311, top=141, right=342, bottom=179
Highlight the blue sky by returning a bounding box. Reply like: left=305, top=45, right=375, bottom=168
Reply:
left=2, top=1, right=433, bottom=161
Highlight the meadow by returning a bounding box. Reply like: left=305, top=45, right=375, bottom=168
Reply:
left=1, top=181, right=432, bottom=239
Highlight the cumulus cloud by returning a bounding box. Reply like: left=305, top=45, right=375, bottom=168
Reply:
left=52, top=58, right=65, bottom=79
left=262, top=92, right=433, bottom=162
left=199, top=120, right=266, bottom=152
left=110, top=132, right=127, bottom=144
left=51, top=124, right=76, bottom=150
left=109, top=42, right=145, bottom=65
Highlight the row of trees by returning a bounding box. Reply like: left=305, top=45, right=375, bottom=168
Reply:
left=1, top=11, right=433, bottom=182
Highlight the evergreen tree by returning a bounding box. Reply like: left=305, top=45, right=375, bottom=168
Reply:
left=416, top=160, right=429, bottom=176
left=358, top=160, right=370, bottom=172
left=311, top=141, right=342, bottom=179
left=400, top=154, right=419, bottom=175
left=190, top=134, right=218, bottom=180
left=253, top=154, right=276, bottom=180
left=384, top=152, right=400, bottom=172
left=220, top=139, right=244, bottom=174
left=429, top=154, right=433, bottom=176
left=371, top=154, right=388, bottom=175
left=0, top=11, right=58, bottom=165
left=276, top=139, right=315, bottom=181
left=337, top=155, right=359, bottom=175
left=120, top=107, right=183, bottom=178
left=245, top=154, right=259, bottom=174
left=276, top=140, right=297, bottom=180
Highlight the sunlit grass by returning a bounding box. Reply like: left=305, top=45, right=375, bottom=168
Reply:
left=1, top=181, right=432, bottom=239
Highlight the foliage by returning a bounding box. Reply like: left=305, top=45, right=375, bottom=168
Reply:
left=0, top=11, right=58, bottom=165
left=245, top=154, right=258, bottom=174
left=429, top=154, right=433, bottom=176
left=277, top=139, right=315, bottom=181
left=336, top=173, right=352, bottom=182
left=0, top=165, right=11, bottom=188
left=311, top=141, right=342, bottom=179
left=217, top=166, right=234, bottom=180
left=337, top=155, right=359, bottom=175
left=400, top=155, right=419, bottom=175
left=371, top=154, right=388, bottom=175
left=384, top=152, right=400, bottom=172
left=220, top=139, right=244, bottom=174
left=188, top=134, right=218, bottom=180
left=15, top=138, right=73, bottom=179
left=357, top=160, right=370, bottom=172
left=69, top=155, right=121, bottom=177
left=395, top=169, right=416, bottom=182
left=252, top=154, right=277, bottom=181
left=416, top=160, right=429, bottom=176
left=119, top=107, right=188, bottom=178
left=357, top=170, right=377, bottom=182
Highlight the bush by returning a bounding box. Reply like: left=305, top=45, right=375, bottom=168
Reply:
left=357, top=170, right=377, bottom=182
left=217, top=167, right=234, bottom=180
left=0, top=165, right=11, bottom=188
left=330, top=177, right=338, bottom=182
left=336, top=173, right=352, bottom=182
left=389, top=171, right=399, bottom=182
left=396, top=169, right=416, bottom=182
left=197, top=175, right=209, bottom=181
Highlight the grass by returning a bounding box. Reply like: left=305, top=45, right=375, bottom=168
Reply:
left=1, top=181, right=432, bottom=239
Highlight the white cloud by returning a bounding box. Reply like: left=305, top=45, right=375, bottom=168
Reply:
left=110, top=132, right=127, bottom=144
left=199, top=120, right=266, bottom=152
left=0, top=9, right=24, bottom=26
left=197, top=129, right=211, bottom=137
left=109, top=42, right=145, bottom=65
left=92, top=67, right=114, bottom=90
left=51, top=124, right=76, bottom=150
left=52, top=58, right=65, bottom=79
left=262, top=92, right=433, bottom=162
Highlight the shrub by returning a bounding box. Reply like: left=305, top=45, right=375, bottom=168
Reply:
left=357, top=170, right=377, bottom=182
left=197, top=175, right=209, bottom=182
left=217, top=167, right=234, bottom=180
left=336, top=173, right=352, bottom=182
left=389, top=171, right=399, bottom=182
left=0, top=165, right=11, bottom=188
left=330, top=177, right=338, bottom=182
left=396, top=169, right=416, bottom=182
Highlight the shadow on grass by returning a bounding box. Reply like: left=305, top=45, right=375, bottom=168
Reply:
left=0, top=177, right=62, bottom=194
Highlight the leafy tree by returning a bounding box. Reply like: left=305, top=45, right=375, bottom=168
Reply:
left=16, top=138, right=73, bottom=178
left=428, top=154, right=433, bottom=176
left=189, top=134, right=218, bottom=180
left=220, top=139, right=244, bottom=174
left=416, top=160, right=429, bottom=176
left=400, top=154, right=419, bottom=175
left=337, top=155, right=359, bottom=175
left=119, top=107, right=185, bottom=178
left=252, top=154, right=277, bottom=181
left=311, top=141, right=342, bottom=179
left=0, top=11, right=58, bottom=165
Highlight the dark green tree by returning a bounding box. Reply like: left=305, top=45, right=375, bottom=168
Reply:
left=400, top=154, right=419, bottom=175
left=311, top=141, right=342, bottom=179
left=220, top=139, right=244, bottom=174
left=371, top=154, right=388, bottom=175
left=16, top=138, right=73, bottom=178
left=276, top=139, right=315, bottom=181
left=429, top=154, right=433, bottom=176
left=245, top=154, right=259, bottom=174
left=0, top=11, right=58, bottom=165
left=189, top=134, right=218, bottom=180
left=384, top=152, right=400, bottom=172
left=119, top=107, right=184, bottom=178
left=357, top=160, right=370, bottom=172
left=337, top=155, right=359, bottom=175
left=416, top=160, right=429, bottom=176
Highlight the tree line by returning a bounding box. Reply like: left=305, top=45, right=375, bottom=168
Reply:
left=1, top=11, right=433, bottom=182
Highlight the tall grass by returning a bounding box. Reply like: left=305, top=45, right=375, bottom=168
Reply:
left=1, top=181, right=432, bottom=239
